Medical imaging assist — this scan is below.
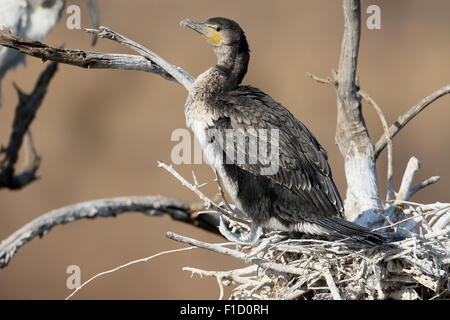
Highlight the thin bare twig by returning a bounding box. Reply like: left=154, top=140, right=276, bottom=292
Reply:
left=158, top=161, right=248, bottom=225
left=409, top=176, right=440, bottom=200
left=374, top=84, right=450, bottom=159
left=305, top=72, right=337, bottom=88
left=158, top=161, right=219, bottom=210
left=66, top=246, right=195, bottom=300
left=183, top=265, right=259, bottom=300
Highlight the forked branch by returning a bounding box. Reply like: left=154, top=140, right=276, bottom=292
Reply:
left=0, top=27, right=194, bottom=89
left=0, top=62, right=58, bottom=190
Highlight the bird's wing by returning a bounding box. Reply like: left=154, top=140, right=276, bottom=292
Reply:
left=211, top=85, right=344, bottom=217
left=0, top=0, right=28, bottom=82
left=0, top=0, right=28, bottom=35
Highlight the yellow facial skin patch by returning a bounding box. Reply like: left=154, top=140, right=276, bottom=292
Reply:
left=203, top=26, right=223, bottom=45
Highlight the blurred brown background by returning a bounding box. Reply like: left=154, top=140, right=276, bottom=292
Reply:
left=0, top=0, right=449, bottom=299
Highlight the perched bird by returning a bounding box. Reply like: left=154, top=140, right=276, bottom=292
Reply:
left=0, top=0, right=99, bottom=105
left=181, top=17, right=388, bottom=245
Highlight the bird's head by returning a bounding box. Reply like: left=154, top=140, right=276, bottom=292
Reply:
left=181, top=17, right=250, bottom=85
left=180, top=17, right=245, bottom=47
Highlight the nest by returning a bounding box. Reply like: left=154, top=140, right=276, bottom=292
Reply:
left=159, top=161, right=449, bottom=300
left=231, top=236, right=448, bottom=300
left=182, top=203, right=449, bottom=300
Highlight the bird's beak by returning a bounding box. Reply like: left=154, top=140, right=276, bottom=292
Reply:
left=86, top=0, right=100, bottom=46
left=180, top=18, right=222, bottom=45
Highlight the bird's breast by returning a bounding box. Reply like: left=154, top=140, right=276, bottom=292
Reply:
left=184, top=98, right=240, bottom=207
left=185, top=99, right=220, bottom=169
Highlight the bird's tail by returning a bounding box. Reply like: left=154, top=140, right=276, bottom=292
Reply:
left=316, top=217, right=404, bottom=245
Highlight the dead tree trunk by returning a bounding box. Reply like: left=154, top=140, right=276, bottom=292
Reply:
left=335, top=0, right=381, bottom=226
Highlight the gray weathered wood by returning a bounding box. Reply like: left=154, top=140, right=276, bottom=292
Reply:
left=335, top=0, right=380, bottom=225
left=0, top=196, right=218, bottom=268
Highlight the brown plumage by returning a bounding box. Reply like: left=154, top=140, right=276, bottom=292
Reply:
left=181, top=17, right=387, bottom=245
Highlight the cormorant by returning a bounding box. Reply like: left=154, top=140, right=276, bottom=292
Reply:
left=0, top=0, right=99, bottom=106
left=180, top=17, right=386, bottom=245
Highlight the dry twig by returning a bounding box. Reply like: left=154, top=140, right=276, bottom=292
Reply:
left=374, top=84, right=450, bottom=159
left=0, top=62, right=58, bottom=189
left=66, top=246, right=196, bottom=300
left=0, top=196, right=218, bottom=268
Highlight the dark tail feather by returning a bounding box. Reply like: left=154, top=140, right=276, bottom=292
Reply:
left=316, top=217, right=403, bottom=245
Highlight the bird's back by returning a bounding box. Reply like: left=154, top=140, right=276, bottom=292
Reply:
left=203, top=85, right=345, bottom=225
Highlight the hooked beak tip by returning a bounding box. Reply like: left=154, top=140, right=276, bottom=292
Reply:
left=180, top=18, right=192, bottom=28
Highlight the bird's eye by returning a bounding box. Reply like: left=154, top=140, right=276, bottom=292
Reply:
left=208, top=25, right=221, bottom=32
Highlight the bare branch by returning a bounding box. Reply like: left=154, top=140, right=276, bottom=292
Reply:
left=409, top=176, right=440, bottom=200
left=379, top=156, right=442, bottom=231
left=305, top=71, right=337, bottom=88
left=158, top=161, right=213, bottom=208
left=431, top=212, right=450, bottom=232
left=0, top=196, right=218, bottom=268
left=374, top=84, right=450, bottom=159
left=382, top=157, right=421, bottom=226
left=396, top=157, right=422, bottom=204
left=0, top=62, right=57, bottom=189
left=66, top=246, right=195, bottom=300
left=0, top=27, right=194, bottom=88
left=167, top=231, right=246, bottom=259
left=166, top=231, right=311, bottom=277
left=85, top=27, right=195, bottom=90
left=0, top=29, right=166, bottom=76
left=359, top=89, right=394, bottom=201
left=15, top=130, right=41, bottom=185
left=158, top=161, right=249, bottom=225
left=323, top=268, right=342, bottom=300
left=183, top=265, right=259, bottom=300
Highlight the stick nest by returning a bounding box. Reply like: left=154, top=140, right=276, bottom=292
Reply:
left=184, top=203, right=449, bottom=300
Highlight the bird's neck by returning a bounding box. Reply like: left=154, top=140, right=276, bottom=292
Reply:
left=191, top=40, right=249, bottom=99
left=215, top=41, right=249, bottom=89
